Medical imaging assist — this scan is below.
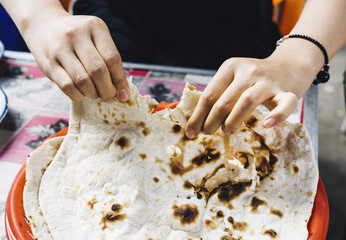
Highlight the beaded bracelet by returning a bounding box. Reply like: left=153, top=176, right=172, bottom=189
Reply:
left=276, top=34, right=330, bottom=85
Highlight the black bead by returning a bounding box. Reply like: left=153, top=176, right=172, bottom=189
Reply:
left=316, top=71, right=330, bottom=83
left=312, top=78, right=319, bottom=85
left=323, top=65, right=330, bottom=71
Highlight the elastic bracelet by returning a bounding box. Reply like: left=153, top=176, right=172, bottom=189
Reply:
left=276, top=34, right=330, bottom=85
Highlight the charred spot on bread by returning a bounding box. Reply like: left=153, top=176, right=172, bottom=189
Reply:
left=217, top=181, right=252, bottom=203
left=250, top=196, right=267, bottom=213
left=172, top=204, right=199, bottom=225
left=270, top=208, right=283, bottom=218
left=116, top=136, right=129, bottom=149
left=264, top=229, right=278, bottom=238
left=172, top=124, right=181, bottom=133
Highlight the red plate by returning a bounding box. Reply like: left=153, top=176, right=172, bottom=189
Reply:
left=5, top=102, right=329, bottom=239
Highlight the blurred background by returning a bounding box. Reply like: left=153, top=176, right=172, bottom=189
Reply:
left=319, top=44, right=346, bottom=240
left=1, top=2, right=346, bottom=239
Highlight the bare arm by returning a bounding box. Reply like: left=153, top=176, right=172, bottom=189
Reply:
left=185, top=0, right=346, bottom=138
left=0, top=0, right=129, bottom=102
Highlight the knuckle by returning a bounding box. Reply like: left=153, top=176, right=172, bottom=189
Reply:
left=223, top=58, right=235, bottom=68
left=241, top=91, right=255, bottom=107
left=87, top=16, right=105, bottom=27
left=74, top=73, right=91, bottom=88
left=64, top=26, right=78, bottom=40
left=104, top=52, right=121, bottom=66
left=90, top=63, right=107, bottom=78
left=246, top=65, right=262, bottom=78
left=214, top=100, right=232, bottom=113
left=222, top=57, right=241, bottom=69
left=200, top=93, right=216, bottom=107
left=60, top=82, right=75, bottom=94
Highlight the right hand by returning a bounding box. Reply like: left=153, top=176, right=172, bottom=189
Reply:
left=23, top=12, right=129, bottom=102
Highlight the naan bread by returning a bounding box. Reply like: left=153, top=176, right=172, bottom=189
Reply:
left=24, top=77, right=318, bottom=240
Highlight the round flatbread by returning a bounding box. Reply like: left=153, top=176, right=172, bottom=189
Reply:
left=24, top=77, right=318, bottom=240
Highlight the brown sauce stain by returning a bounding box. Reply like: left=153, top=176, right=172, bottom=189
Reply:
left=250, top=196, right=267, bottom=212
left=139, top=153, right=147, bottom=160
left=172, top=124, right=182, bottom=133
left=270, top=208, right=283, bottom=218
left=172, top=204, right=199, bottom=225
left=103, top=119, right=110, bottom=124
left=264, top=229, right=277, bottom=238
left=116, top=136, right=129, bottom=150
left=217, top=181, right=252, bottom=203
left=153, top=177, right=159, bottom=183
left=103, top=114, right=108, bottom=119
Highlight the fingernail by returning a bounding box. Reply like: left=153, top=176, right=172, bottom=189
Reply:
left=222, top=126, right=233, bottom=135
left=264, top=117, right=276, bottom=128
left=186, top=128, right=196, bottom=139
left=119, top=89, right=129, bottom=102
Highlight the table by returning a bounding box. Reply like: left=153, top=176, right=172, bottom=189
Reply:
left=0, top=51, right=318, bottom=239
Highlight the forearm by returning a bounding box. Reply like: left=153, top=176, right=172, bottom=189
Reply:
left=0, top=0, right=67, bottom=38
left=270, top=0, right=346, bottom=86
left=291, top=0, right=346, bottom=58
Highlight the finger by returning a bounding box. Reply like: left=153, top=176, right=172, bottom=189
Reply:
left=74, top=39, right=117, bottom=101
left=262, top=92, right=298, bottom=128
left=222, top=83, right=272, bottom=133
left=57, top=50, right=99, bottom=99
left=48, top=64, right=84, bottom=101
left=185, top=59, right=237, bottom=138
left=91, top=21, right=129, bottom=102
left=202, top=78, right=249, bottom=135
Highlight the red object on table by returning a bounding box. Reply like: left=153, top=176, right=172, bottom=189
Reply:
left=5, top=102, right=329, bottom=240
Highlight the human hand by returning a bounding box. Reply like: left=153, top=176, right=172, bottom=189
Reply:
left=185, top=54, right=318, bottom=138
left=23, top=12, right=129, bottom=102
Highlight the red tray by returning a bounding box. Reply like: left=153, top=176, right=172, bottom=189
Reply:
left=5, top=102, right=329, bottom=239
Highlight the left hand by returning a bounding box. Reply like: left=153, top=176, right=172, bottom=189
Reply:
left=185, top=55, right=316, bottom=138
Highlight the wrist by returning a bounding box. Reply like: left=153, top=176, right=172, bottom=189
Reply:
left=268, top=37, right=325, bottom=82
